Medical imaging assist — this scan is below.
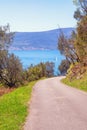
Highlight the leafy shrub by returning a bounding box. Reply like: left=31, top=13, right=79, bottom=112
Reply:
left=58, top=59, right=70, bottom=75
left=24, top=62, right=54, bottom=82
left=0, top=50, right=23, bottom=87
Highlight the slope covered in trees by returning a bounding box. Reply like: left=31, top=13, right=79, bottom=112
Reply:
left=58, top=0, right=87, bottom=89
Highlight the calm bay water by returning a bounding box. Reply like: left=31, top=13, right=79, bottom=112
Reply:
left=10, top=50, right=64, bottom=75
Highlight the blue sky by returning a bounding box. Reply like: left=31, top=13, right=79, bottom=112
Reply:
left=0, top=0, right=76, bottom=32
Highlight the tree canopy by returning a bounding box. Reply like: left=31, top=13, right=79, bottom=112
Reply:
left=0, top=25, right=23, bottom=87
left=0, top=24, right=14, bottom=50
left=0, top=51, right=23, bottom=87
left=75, top=15, right=87, bottom=63
left=58, top=0, right=87, bottom=76
left=73, top=0, right=87, bottom=20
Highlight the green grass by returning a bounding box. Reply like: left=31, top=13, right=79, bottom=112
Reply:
left=0, top=83, right=3, bottom=87
left=0, top=81, right=36, bottom=130
left=62, top=73, right=87, bottom=92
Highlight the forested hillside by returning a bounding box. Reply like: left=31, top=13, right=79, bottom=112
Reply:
left=59, top=0, right=87, bottom=91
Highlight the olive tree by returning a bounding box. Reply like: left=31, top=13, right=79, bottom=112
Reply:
left=0, top=51, right=23, bottom=87
left=0, top=24, right=14, bottom=50
left=73, top=0, right=87, bottom=20
left=0, top=24, right=24, bottom=87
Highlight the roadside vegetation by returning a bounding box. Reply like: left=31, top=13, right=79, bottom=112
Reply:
left=0, top=0, right=87, bottom=129
left=58, top=0, right=87, bottom=90
left=0, top=24, right=54, bottom=89
left=0, top=81, right=36, bottom=130
left=0, top=23, right=54, bottom=130
left=24, top=62, right=54, bottom=82
left=62, top=72, right=87, bottom=91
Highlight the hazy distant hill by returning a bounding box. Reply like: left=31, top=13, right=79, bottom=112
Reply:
left=10, top=28, right=75, bottom=50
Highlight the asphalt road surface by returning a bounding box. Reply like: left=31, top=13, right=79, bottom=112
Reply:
left=24, top=77, right=87, bottom=130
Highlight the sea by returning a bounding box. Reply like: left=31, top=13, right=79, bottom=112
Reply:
left=9, top=50, right=64, bottom=75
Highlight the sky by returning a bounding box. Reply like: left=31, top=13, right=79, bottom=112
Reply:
left=0, top=0, right=77, bottom=32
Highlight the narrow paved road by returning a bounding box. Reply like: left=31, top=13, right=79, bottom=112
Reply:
left=24, top=77, right=87, bottom=130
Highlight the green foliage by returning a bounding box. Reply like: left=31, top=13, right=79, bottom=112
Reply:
left=58, top=59, right=70, bottom=75
left=73, top=0, right=87, bottom=20
left=58, top=32, right=79, bottom=64
left=25, top=63, right=46, bottom=82
left=45, top=62, right=54, bottom=77
left=0, top=81, right=36, bottom=130
left=73, top=0, right=87, bottom=63
left=0, top=24, right=23, bottom=88
left=0, top=24, right=14, bottom=50
left=0, top=50, right=23, bottom=87
left=75, top=16, right=87, bottom=62
left=24, top=62, right=54, bottom=82
left=58, top=1, right=87, bottom=80
left=62, top=72, right=87, bottom=91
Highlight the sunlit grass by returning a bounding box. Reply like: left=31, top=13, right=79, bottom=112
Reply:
left=62, top=73, right=87, bottom=92
left=0, top=81, right=36, bottom=130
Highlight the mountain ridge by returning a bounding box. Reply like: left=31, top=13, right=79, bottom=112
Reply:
left=10, top=27, right=75, bottom=50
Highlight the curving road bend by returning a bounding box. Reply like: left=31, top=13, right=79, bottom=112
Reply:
left=24, top=77, right=87, bottom=130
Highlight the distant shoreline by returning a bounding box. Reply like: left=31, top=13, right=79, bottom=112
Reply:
left=9, top=47, right=56, bottom=51
left=10, top=28, right=74, bottom=51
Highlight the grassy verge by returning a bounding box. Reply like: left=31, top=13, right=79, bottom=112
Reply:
left=0, top=81, right=36, bottom=130
left=62, top=73, right=87, bottom=92
left=0, top=83, right=3, bottom=87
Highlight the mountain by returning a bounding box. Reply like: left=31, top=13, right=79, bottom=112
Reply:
left=10, top=27, right=75, bottom=50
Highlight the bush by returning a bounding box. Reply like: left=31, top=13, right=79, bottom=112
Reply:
left=0, top=50, right=23, bottom=87
left=24, top=62, right=55, bottom=82
left=58, top=59, right=70, bottom=75
left=45, top=62, right=54, bottom=77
